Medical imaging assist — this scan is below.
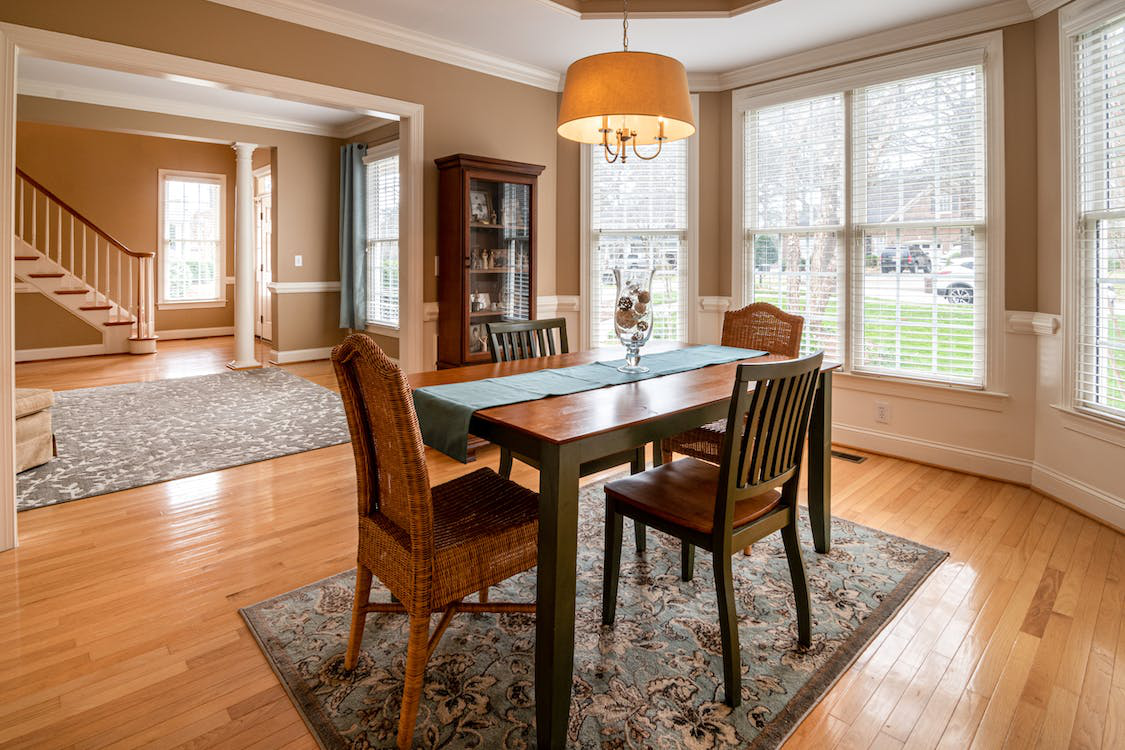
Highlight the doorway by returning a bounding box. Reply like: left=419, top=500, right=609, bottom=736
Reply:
left=253, top=165, right=273, bottom=341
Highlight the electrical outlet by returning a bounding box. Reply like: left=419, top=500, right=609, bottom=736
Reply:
left=874, top=400, right=891, bottom=424
left=294, top=255, right=303, bottom=267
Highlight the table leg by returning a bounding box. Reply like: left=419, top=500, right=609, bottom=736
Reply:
left=536, top=442, right=581, bottom=749
left=808, top=370, right=832, bottom=553
left=630, top=447, right=646, bottom=552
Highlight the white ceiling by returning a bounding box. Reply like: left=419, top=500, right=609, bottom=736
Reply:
left=17, top=56, right=393, bottom=138
left=308, top=0, right=997, bottom=75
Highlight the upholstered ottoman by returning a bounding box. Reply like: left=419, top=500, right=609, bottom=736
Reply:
left=15, top=388, right=55, bottom=472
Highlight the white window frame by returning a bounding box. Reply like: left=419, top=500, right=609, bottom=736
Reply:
left=580, top=94, right=700, bottom=351
left=731, top=32, right=1006, bottom=394
left=362, top=140, right=401, bottom=337
left=1060, top=0, right=1125, bottom=429
left=157, top=169, right=227, bottom=309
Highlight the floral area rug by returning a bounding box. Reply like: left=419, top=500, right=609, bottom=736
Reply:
left=17, top=367, right=349, bottom=511
left=241, top=481, right=946, bottom=749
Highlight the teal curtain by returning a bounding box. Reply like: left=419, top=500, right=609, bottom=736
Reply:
left=339, top=143, right=368, bottom=329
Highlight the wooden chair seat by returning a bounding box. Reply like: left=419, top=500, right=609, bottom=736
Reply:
left=605, top=458, right=781, bottom=534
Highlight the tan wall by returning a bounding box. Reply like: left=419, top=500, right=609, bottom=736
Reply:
left=14, top=292, right=101, bottom=349
left=1036, top=10, right=1062, bottom=316
left=15, top=120, right=237, bottom=335
left=1003, top=22, right=1040, bottom=313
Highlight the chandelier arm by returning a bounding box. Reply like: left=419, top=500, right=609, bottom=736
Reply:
left=631, top=138, right=664, bottom=161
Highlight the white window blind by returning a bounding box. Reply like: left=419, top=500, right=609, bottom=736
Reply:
left=1075, top=14, right=1125, bottom=421
left=745, top=93, right=845, bottom=360
left=741, top=61, right=990, bottom=387
left=589, top=138, right=689, bottom=347
left=852, top=66, right=987, bottom=385
left=364, top=147, right=399, bottom=328
left=161, top=174, right=223, bottom=303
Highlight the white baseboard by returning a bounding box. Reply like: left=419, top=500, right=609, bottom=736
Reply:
left=835, top=422, right=1125, bottom=532
left=833, top=423, right=1034, bottom=484
left=157, top=326, right=235, bottom=340
left=1031, top=463, right=1125, bottom=533
left=269, top=346, right=334, bottom=364
left=15, top=344, right=107, bottom=362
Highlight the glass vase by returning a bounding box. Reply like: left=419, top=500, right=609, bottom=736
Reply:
left=612, top=268, right=657, bottom=373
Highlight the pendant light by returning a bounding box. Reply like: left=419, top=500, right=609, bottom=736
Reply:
left=556, top=0, right=695, bottom=163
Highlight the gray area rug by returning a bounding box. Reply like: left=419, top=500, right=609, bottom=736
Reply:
left=17, top=368, right=350, bottom=511
left=242, top=480, right=947, bottom=749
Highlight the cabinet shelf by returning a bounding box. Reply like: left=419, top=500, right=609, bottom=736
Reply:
left=470, top=268, right=529, bottom=274
left=471, top=223, right=529, bottom=231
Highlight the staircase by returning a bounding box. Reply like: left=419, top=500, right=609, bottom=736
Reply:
left=13, top=169, right=156, bottom=355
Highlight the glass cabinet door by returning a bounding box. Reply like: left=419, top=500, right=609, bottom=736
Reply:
left=466, top=177, right=532, bottom=358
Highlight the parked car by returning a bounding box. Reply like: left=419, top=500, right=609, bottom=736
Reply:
left=934, top=259, right=974, bottom=303
left=880, top=245, right=934, bottom=273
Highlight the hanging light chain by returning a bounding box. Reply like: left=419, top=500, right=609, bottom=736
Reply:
left=622, top=0, right=629, bottom=51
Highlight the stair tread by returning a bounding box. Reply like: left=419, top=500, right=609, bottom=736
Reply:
left=29, top=272, right=65, bottom=278
left=103, top=320, right=134, bottom=326
left=54, top=289, right=88, bottom=295
left=14, top=256, right=38, bottom=261
left=79, top=305, right=113, bottom=311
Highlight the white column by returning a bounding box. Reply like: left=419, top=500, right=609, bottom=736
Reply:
left=229, top=142, right=260, bottom=369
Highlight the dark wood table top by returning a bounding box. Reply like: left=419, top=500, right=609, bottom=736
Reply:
left=409, top=342, right=840, bottom=446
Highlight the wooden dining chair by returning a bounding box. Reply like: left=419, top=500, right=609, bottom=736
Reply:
left=485, top=317, right=649, bottom=552
left=662, top=301, right=805, bottom=562
left=602, top=351, right=823, bottom=707
left=662, top=302, right=804, bottom=466
left=331, top=334, right=538, bottom=749
left=487, top=317, right=569, bottom=362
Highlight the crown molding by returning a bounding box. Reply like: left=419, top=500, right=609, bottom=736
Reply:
left=17, top=78, right=385, bottom=138
left=720, top=0, right=1032, bottom=90
left=1027, top=0, right=1071, bottom=17
left=208, top=0, right=562, bottom=92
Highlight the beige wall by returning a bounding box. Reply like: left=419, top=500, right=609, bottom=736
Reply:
left=14, top=292, right=101, bottom=349
left=16, top=119, right=237, bottom=337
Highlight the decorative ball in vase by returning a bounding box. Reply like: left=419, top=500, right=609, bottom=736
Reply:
left=612, top=268, right=657, bottom=373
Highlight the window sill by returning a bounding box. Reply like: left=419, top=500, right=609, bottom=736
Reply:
left=365, top=323, right=400, bottom=338
left=1051, top=405, right=1125, bottom=449
left=158, top=299, right=228, bottom=310
left=833, top=371, right=1009, bottom=412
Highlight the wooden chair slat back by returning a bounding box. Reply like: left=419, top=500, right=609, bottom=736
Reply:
left=721, top=302, right=805, bottom=358
left=331, top=334, right=434, bottom=543
left=716, top=352, right=823, bottom=530
left=487, top=318, right=570, bottom=362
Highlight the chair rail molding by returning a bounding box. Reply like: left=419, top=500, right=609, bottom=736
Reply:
left=267, top=281, right=342, bottom=294
left=1006, top=310, right=1060, bottom=335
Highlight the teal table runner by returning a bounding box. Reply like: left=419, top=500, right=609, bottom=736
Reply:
left=413, top=345, right=766, bottom=462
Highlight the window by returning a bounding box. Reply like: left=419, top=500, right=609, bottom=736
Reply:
left=159, top=172, right=225, bottom=305
left=587, top=125, right=694, bottom=348
left=738, top=40, right=995, bottom=388
left=1071, top=10, right=1125, bottom=422
left=364, top=143, right=400, bottom=329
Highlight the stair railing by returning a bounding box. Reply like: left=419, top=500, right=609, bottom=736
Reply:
left=14, top=168, right=156, bottom=343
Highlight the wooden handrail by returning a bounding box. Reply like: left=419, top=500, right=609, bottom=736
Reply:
left=15, top=168, right=155, bottom=259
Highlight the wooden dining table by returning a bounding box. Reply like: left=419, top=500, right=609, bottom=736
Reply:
left=409, top=342, right=839, bottom=749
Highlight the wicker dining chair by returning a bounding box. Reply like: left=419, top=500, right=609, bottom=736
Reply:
left=602, top=351, right=823, bottom=707
left=485, top=318, right=649, bottom=552
left=331, top=334, right=538, bottom=749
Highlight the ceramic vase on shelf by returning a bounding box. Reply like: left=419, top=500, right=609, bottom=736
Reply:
left=612, top=267, right=657, bottom=373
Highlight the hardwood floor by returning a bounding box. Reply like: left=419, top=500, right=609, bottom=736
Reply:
left=3, top=337, right=1122, bottom=748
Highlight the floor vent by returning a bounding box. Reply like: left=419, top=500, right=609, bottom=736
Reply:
left=831, top=450, right=867, bottom=463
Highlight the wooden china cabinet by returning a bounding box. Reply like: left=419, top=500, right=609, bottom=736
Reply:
left=435, top=154, right=545, bottom=368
